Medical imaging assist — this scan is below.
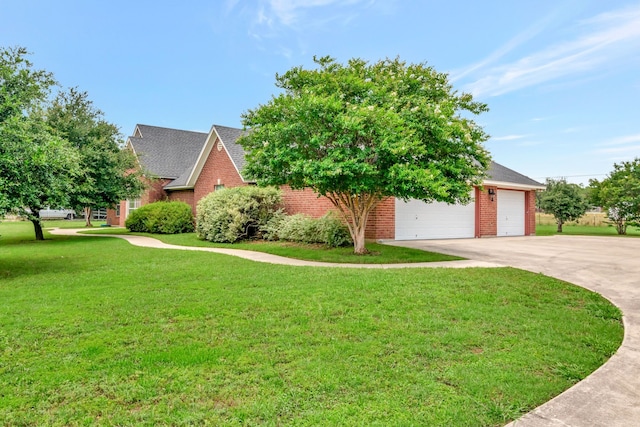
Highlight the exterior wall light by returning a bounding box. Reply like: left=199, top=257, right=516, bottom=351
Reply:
left=488, top=188, right=495, bottom=202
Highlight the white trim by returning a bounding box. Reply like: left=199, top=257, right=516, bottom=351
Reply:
left=183, top=125, right=247, bottom=188
left=483, top=180, right=546, bottom=191
left=213, top=126, right=246, bottom=182
left=184, top=125, right=217, bottom=188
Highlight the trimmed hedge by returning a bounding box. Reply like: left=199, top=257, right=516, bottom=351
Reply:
left=196, top=186, right=282, bottom=243
left=125, top=201, right=194, bottom=234
left=263, top=212, right=352, bottom=247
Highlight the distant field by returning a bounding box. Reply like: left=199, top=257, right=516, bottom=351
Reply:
left=535, top=213, right=640, bottom=237
left=535, top=212, right=608, bottom=227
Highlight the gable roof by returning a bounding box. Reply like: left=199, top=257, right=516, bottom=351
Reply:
left=164, top=124, right=250, bottom=190
left=129, top=123, right=544, bottom=192
left=127, top=125, right=208, bottom=183
left=486, top=161, right=545, bottom=190
left=212, top=124, right=248, bottom=174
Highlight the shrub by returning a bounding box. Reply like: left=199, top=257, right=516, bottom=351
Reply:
left=267, top=212, right=352, bottom=247
left=125, top=201, right=194, bottom=234
left=196, top=186, right=282, bottom=243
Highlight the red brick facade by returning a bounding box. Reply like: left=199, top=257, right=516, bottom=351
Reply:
left=525, top=190, right=536, bottom=236
left=108, top=133, right=540, bottom=239
left=365, top=198, right=395, bottom=240
left=281, top=186, right=336, bottom=217
left=107, top=178, right=171, bottom=227
left=193, top=138, right=247, bottom=209
left=476, top=186, right=498, bottom=237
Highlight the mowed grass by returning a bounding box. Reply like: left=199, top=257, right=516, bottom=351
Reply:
left=78, top=227, right=463, bottom=264
left=0, top=222, right=623, bottom=426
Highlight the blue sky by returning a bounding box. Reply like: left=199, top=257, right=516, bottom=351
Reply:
left=2, top=0, right=640, bottom=185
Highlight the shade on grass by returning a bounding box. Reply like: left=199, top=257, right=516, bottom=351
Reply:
left=0, top=222, right=623, bottom=426
left=78, top=227, right=463, bottom=264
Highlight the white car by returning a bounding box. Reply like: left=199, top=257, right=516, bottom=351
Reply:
left=39, top=208, right=75, bottom=220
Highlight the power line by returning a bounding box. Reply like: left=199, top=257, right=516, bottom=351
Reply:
left=533, top=173, right=608, bottom=179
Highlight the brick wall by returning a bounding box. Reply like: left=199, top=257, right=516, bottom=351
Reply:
left=477, top=186, right=497, bottom=237
left=281, top=186, right=337, bottom=218
left=525, top=190, right=537, bottom=235
left=193, top=137, right=247, bottom=206
left=168, top=190, right=196, bottom=214
left=365, top=197, right=395, bottom=240
left=145, top=179, right=171, bottom=204
left=106, top=178, right=170, bottom=227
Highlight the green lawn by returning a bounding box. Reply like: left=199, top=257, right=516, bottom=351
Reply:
left=536, top=223, right=640, bottom=237
left=78, top=227, right=463, bottom=264
left=0, top=221, right=623, bottom=426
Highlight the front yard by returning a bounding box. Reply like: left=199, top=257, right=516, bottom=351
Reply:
left=0, top=221, right=623, bottom=426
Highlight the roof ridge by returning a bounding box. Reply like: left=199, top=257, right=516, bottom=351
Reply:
left=135, top=124, right=209, bottom=136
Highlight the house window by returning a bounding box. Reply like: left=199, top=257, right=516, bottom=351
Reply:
left=214, top=184, right=225, bottom=191
left=127, top=199, right=141, bottom=216
left=115, top=204, right=121, bottom=217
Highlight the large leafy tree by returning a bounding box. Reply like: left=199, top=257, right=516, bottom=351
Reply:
left=46, top=88, right=145, bottom=226
left=0, top=46, right=79, bottom=240
left=539, top=178, right=589, bottom=232
left=239, top=56, right=490, bottom=253
left=589, top=158, right=640, bottom=235
left=1, top=115, right=80, bottom=239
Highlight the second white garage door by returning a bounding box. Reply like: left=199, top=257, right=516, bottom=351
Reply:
left=395, top=198, right=475, bottom=240
left=497, top=190, right=525, bottom=236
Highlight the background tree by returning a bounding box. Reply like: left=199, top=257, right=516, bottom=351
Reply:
left=588, top=158, right=640, bottom=235
left=0, top=46, right=80, bottom=240
left=239, top=56, right=490, bottom=254
left=46, top=88, right=145, bottom=226
left=539, top=178, right=589, bottom=232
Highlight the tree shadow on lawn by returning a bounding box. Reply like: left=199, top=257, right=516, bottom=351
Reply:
left=0, top=235, right=111, bottom=280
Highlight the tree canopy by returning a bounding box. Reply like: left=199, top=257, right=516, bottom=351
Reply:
left=1, top=47, right=144, bottom=239
left=539, top=178, right=589, bottom=232
left=239, top=56, right=490, bottom=253
left=0, top=47, right=81, bottom=239
left=589, top=158, right=640, bottom=235
left=46, top=88, right=145, bottom=226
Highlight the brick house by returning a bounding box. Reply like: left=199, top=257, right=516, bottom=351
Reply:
left=108, top=124, right=545, bottom=240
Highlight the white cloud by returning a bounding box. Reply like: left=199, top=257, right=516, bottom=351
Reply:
left=252, top=0, right=382, bottom=29
left=491, top=134, right=530, bottom=141
left=601, top=133, right=640, bottom=146
left=595, top=144, right=640, bottom=154
left=450, top=4, right=563, bottom=82
left=463, top=4, right=640, bottom=97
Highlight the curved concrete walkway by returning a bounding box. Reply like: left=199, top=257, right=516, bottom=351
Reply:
left=48, top=228, right=503, bottom=269
left=388, top=235, right=640, bottom=427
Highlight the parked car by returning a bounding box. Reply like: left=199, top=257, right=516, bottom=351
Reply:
left=39, top=208, right=75, bottom=220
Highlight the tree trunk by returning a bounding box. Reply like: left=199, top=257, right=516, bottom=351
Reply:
left=616, top=221, right=627, bottom=235
left=84, top=207, right=93, bottom=227
left=31, top=219, right=45, bottom=241
left=556, top=220, right=563, bottom=233
left=325, top=192, right=381, bottom=255
left=351, top=216, right=368, bottom=255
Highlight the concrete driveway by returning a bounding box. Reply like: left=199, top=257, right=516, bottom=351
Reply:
left=387, top=235, right=640, bottom=427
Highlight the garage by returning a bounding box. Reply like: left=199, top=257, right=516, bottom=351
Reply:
left=497, top=190, right=525, bottom=236
left=395, top=198, right=475, bottom=240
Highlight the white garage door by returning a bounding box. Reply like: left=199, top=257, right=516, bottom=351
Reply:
left=395, top=198, right=475, bottom=240
left=497, top=190, right=525, bottom=236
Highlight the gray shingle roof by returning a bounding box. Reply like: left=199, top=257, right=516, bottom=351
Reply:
left=213, top=124, right=248, bottom=176
left=487, top=161, right=544, bottom=187
left=129, top=124, right=208, bottom=184
left=130, top=123, right=542, bottom=191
